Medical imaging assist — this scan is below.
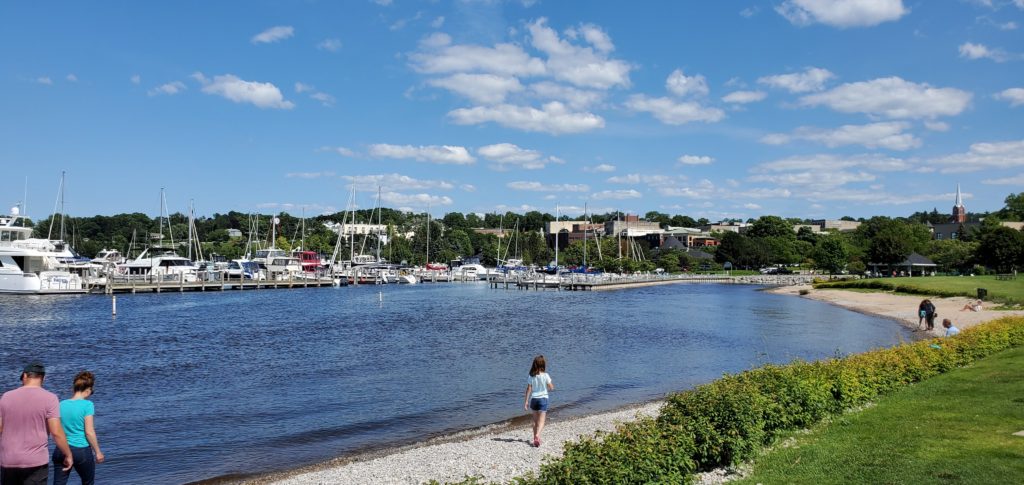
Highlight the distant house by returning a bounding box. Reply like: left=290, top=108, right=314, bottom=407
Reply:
left=226, top=228, right=243, bottom=238
left=811, top=219, right=862, bottom=232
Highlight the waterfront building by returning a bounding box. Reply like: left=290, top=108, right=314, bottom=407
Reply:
left=811, top=219, right=862, bottom=232
left=604, top=214, right=662, bottom=237
left=700, top=221, right=748, bottom=234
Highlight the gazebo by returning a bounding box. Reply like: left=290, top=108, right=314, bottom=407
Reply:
left=870, top=252, right=937, bottom=277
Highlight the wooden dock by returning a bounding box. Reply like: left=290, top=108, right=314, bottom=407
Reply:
left=96, top=274, right=338, bottom=294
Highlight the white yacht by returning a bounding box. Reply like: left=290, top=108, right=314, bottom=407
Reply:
left=0, top=207, right=86, bottom=294
left=116, top=246, right=198, bottom=282
left=252, top=248, right=303, bottom=279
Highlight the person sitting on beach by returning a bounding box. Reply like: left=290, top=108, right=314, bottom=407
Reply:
left=960, top=300, right=983, bottom=312
left=52, top=371, right=104, bottom=485
left=523, top=355, right=554, bottom=448
left=943, top=318, right=960, bottom=337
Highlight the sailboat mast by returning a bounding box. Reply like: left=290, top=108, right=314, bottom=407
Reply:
left=426, top=205, right=431, bottom=265
left=554, top=204, right=559, bottom=269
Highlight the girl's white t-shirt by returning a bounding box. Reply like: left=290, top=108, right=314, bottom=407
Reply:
left=528, top=372, right=551, bottom=399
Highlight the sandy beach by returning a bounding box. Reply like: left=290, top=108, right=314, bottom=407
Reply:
left=249, top=284, right=1024, bottom=485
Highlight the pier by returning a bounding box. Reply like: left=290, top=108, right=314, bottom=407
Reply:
left=96, top=272, right=338, bottom=294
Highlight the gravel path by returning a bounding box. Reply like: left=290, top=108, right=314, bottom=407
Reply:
left=256, top=402, right=662, bottom=485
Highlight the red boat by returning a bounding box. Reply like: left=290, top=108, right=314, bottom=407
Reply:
left=293, top=250, right=321, bottom=272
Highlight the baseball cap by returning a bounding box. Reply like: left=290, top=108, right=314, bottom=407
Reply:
left=22, top=362, right=45, bottom=375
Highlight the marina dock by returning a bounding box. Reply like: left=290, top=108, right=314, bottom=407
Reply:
left=95, top=273, right=338, bottom=294
left=488, top=273, right=817, bottom=291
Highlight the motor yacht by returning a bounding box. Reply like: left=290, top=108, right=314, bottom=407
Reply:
left=0, top=207, right=86, bottom=293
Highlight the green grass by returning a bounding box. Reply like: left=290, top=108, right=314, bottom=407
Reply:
left=736, top=346, right=1024, bottom=485
left=815, top=275, right=1024, bottom=305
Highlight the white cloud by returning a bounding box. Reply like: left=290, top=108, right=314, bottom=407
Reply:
left=431, top=16, right=445, bottom=28
left=477, top=143, right=561, bottom=170
left=148, top=81, right=187, bottom=96
left=982, top=173, right=1024, bottom=185
left=995, top=87, right=1024, bottom=107
left=287, top=172, right=336, bottom=179
left=608, top=174, right=687, bottom=186
left=340, top=173, right=455, bottom=191
left=591, top=189, right=642, bottom=200
left=319, top=146, right=356, bottom=157
left=776, top=0, right=908, bottom=28
left=749, top=170, right=877, bottom=188
left=368, top=144, right=475, bottom=164
left=310, top=92, right=335, bottom=106
left=958, top=42, right=1011, bottom=62
left=380, top=192, right=453, bottom=207
left=666, top=69, right=709, bottom=97
left=448, top=101, right=604, bottom=134
left=66, top=74, right=78, bottom=82
left=799, top=77, right=972, bottom=119
left=625, top=95, right=725, bottom=125
left=755, top=153, right=913, bottom=174
left=373, top=0, right=393, bottom=6
left=740, top=7, right=760, bottom=17
left=461, top=184, right=476, bottom=192
left=251, top=25, right=294, bottom=44
left=929, top=139, right=1024, bottom=173
left=678, top=155, right=714, bottom=165
left=428, top=73, right=524, bottom=104
left=527, top=18, right=632, bottom=90
left=584, top=163, right=616, bottom=173
left=722, top=90, right=767, bottom=104
left=409, top=33, right=546, bottom=77
left=743, top=203, right=762, bottom=210
left=507, top=181, right=589, bottom=192
left=295, top=82, right=313, bottom=93
left=131, top=74, right=141, bottom=85
left=529, top=81, right=604, bottom=109
left=924, top=120, right=950, bottom=131
left=194, top=72, right=295, bottom=109
left=36, top=77, right=53, bottom=85
left=760, top=121, right=921, bottom=150
left=798, top=189, right=957, bottom=205
left=757, top=67, right=834, bottom=93
left=318, top=38, right=342, bottom=52
left=1000, top=21, right=1018, bottom=31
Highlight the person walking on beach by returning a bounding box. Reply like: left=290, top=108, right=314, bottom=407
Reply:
left=0, top=362, right=73, bottom=485
left=917, top=299, right=929, bottom=328
left=52, top=371, right=105, bottom=485
left=920, top=299, right=937, bottom=331
left=943, top=318, right=961, bottom=337
left=523, top=355, right=554, bottom=448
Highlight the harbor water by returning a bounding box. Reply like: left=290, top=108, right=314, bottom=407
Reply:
left=0, top=283, right=913, bottom=483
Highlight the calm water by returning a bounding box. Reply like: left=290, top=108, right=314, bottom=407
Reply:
left=0, top=283, right=912, bottom=484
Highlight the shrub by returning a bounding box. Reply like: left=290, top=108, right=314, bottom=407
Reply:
left=517, top=316, right=1024, bottom=485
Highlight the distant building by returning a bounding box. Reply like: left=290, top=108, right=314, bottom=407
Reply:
left=646, top=228, right=719, bottom=248
left=473, top=228, right=507, bottom=238
left=545, top=220, right=586, bottom=235
left=604, top=214, right=661, bottom=237
left=323, top=221, right=388, bottom=236
left=226, top=228, right=243, bottom=238
left=700, top=221, right=747, bottom=234
left=930, top=184, right=979, bottom=240
left=793, top=224, right=821, bottom=233
left=811, top=219, right=862, bottom=232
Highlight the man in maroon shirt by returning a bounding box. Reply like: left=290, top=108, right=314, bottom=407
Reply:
left=0, top=363, right=73, bottom=485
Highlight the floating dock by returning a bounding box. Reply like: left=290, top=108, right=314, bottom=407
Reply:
left=95, top=274, right=338, bottom=294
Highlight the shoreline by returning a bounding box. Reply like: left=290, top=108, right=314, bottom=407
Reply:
left=238, top=284, right=1024, bottom=485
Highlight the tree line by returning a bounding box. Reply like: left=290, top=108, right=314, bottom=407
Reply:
left=24, top=193, right=1024, bottom=273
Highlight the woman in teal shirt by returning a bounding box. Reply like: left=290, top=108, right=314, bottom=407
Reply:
left=52, top=371, right=104, bottom=485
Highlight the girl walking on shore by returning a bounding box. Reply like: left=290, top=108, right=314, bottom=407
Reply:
left=523, top=355, right=555, bottom=448
left=52, top=371, right=105, bottom=485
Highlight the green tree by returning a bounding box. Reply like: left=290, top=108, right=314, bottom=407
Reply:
left=999, top=192, right=1024, bottom=221
left=655, top=251, right=680, bottom=273
left=813, top=236, right=849, bottom=274
left=867, top=225, right=914, bottom=268
left=976, top=226, right=1024, bottom=273
left=747, top=216, right=795, bottom=240
left=924, top=239, right=977, bottom=274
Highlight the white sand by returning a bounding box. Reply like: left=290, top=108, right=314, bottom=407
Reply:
left=254, top=402, right=662, bottom=485
left=251, top=285, right=1023, bottom=485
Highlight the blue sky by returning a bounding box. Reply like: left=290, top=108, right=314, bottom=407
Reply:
left=2, top=0, right=1023, bottom=221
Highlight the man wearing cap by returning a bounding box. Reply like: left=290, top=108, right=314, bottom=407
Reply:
left=0, top=363, right=73, bottom=485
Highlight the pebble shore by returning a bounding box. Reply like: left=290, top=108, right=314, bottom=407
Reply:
left=257, top=402, right=662, bottom=485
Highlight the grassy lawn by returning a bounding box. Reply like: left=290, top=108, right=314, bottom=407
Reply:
left=815, top=275, right=1024, bottom=305
left=736, top=346, right=1024, bottom=484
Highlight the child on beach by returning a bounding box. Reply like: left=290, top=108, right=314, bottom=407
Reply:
left=523, top=355, right=554, bottom=448
left=943, top=318, right=960, bottom=337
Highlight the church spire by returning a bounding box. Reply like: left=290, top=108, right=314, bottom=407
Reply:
left=952, top=184, right=966, bottom=223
